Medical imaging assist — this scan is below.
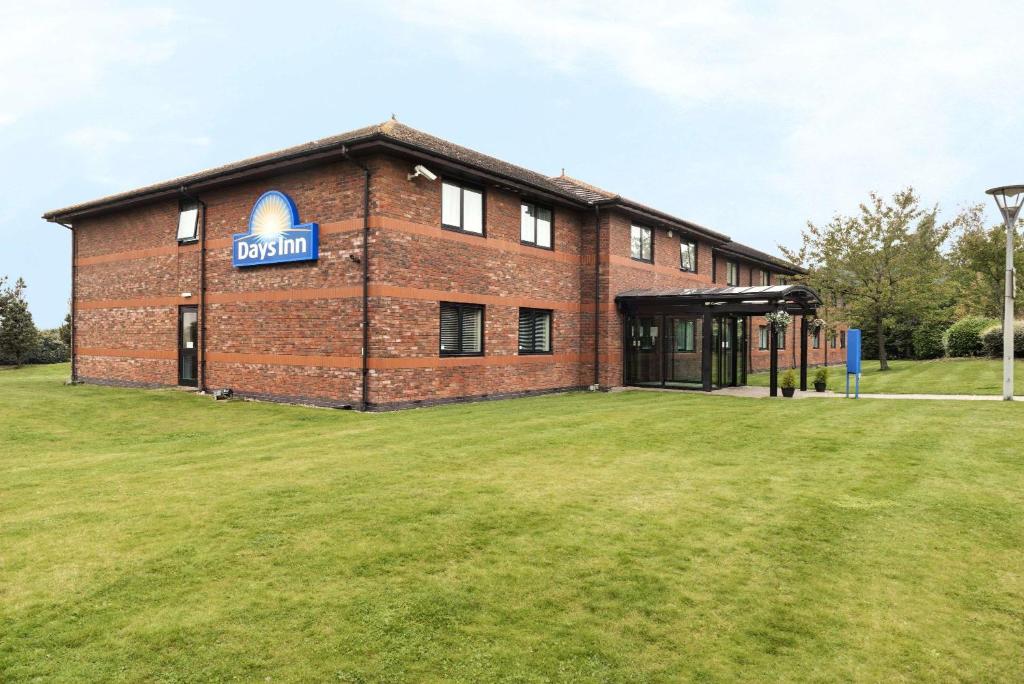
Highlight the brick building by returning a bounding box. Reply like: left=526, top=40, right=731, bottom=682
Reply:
left=45, top=120, right=845, bottom=410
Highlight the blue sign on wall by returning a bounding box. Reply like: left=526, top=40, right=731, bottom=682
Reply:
left=232, top=191, right=319, bottom=268
left=846, top=328, right=862, bottom=375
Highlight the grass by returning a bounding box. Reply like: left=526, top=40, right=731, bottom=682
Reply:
left=2, top=364, right=1023, bottom=682
left=748, top=357, right=1024, bottom=395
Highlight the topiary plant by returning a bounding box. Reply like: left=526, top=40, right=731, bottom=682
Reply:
left=813, top=367, right=829, bottom=384
left=780, top=369, right=797, bottom=389
left=944, top=317, right=997, bottom=357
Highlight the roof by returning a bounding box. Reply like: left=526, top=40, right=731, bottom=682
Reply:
left=43, top=119, right=801, bottom=270
left=715, top=241, right=802, bottom=273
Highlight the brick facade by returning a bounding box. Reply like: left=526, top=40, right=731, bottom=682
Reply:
left=60, top=126, right=844, bottom=409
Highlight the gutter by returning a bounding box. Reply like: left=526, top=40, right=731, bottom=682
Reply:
left=341, top=146, right=372, bottom=411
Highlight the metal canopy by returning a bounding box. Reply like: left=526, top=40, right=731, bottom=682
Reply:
left=615, top=284, right=822, bottom=314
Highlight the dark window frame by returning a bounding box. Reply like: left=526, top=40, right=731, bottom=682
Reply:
left=726, top=260, right=739, bottom=287
left=441, top=179, right=486, bottom=237
left=679, top=239, right=698, bottom=272
left=777, top=327, right=786, bottom=350
left=520, top=201, right=554, bottom=251
left=812, top=328, right=821, bottom=349
left=758, top=325, right=769, bottom=350
left=177, top=199, right=199, bottom=244
left=840, top=330, right=847, bottom=349
left=439, top=302, right=485, bottom=357
left=630, top=224, right=653, bottom=263
left=518, top=308, right=553, bottom=355
left=674, top=318, right=697, bottom=353
left=758, top=269, right=770, bottom=286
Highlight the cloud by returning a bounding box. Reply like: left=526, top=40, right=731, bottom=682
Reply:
left=382, top=0, right=1024, bottom=224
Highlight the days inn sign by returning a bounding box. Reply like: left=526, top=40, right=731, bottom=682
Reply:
left=232, top=191, right=319, bottom=267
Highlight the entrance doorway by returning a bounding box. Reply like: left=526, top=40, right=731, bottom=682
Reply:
left=178, top=305, right=198, bottom=387
left=711, top=316, right=746, bottom=388
left=623, top=314, right=704, bottom=389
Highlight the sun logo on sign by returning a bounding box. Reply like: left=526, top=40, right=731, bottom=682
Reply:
left=232, top=191, right=319, bottom=267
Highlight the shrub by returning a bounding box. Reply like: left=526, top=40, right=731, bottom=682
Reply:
left=28, top=329, right=70, bottom=364
left=813, top=367, right=829, bottom=384
left=780, top=369, right=797, bottom=389
left=980, top=321, right=1024, bottom=358
left=944, top=317, right=997, bottom=357
left=911, top=321, right=947, bottom=359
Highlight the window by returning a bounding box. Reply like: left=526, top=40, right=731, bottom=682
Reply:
left=630, top=225, right=652, bottom=262
left=518, top=308, right=552, bottom=354
left=829, top=332, right=838, bottom=349
left=680, top=240, right=697, bottom=272
left=441, top=181, right=484, bottom=235
left=758, top=269, right=770, bottom=286
left=758, top=325, right=769, bottom=350
left=674, top=319, right=696, bottom=352
left=812, top=328, right=821, bottom=349
left=840, top=330, right=847, bottom=348
left=177, top=200, right=199, bottom=243
left=777, top=275, right=789, bottom=285
left=726, top=261, right=739, bottom=286
left=520, top=203, right=552, bottom=249
left=777, top=327, right=786, bottom=350
left=439, top=302, right=483, bottom=356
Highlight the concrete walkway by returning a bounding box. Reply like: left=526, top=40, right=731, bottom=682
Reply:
left=620, top=385, right=1020, bottom=401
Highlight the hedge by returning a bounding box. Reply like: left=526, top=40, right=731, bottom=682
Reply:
left=943, top=317, right=997, bottom=357
left=980, top=322, right=1024, bottom=358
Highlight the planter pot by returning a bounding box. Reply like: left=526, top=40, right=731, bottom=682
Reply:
left=814, top=381, right=827, bottom=392
left=781, top=387, right=796, bottom=398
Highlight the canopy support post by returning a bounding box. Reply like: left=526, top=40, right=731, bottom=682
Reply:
left=769, top=320, right=779, bottom=397
left=800, top=315, right=808, bottom=392
left=702, top=307, right=713, bottom=391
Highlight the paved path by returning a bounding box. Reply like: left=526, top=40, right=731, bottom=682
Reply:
left=621, top=386, right=1020, bottom=401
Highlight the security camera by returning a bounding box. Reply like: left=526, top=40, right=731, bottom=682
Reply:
left=408, top=164, right=438, bottom=182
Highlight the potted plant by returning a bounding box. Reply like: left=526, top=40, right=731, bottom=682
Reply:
left=780, top=369, right=797, bottom=398
left=813, top=367, right=829, bottom=392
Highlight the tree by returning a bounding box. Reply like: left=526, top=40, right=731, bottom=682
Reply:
left=58, top=310, right=72, bottom=347
left=781, top=188, right=959, bottom=371
left=0, top=277, right=40, bottom=367
left=947, top=208, right=1024, bottom=318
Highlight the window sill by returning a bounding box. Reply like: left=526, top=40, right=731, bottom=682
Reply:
left=442, top=224, right=485, bottom=238
left=518, top=350, right=553, bottom=356
left=630, top=256, right=654, bottom=265
left=520, top=241, right=554, bottom=251
left=440, top=351, right=484, bottom=358
left=177, top=238, right=199, bottom=245
left=679, top=267, right=696, bottom=273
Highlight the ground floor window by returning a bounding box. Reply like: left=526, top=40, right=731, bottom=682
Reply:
left=840, top=330, right=847, bottom=348
left=674, top=319, right=695, bottom=352
left=812, top=328, right=821, bottom=349
left=758, top=325, right=769, bottom=350
left=776, top=327, right=786, bottom=350
left=518, top=308, right=552, bottom=354
left=440, top=302, right=483, bottom=356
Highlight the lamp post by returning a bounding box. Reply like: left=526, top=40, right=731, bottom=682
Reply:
left=984, top=185, right=1024, bottom=401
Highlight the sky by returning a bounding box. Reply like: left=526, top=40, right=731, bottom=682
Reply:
left=2, top=0, right=1022, bottom=327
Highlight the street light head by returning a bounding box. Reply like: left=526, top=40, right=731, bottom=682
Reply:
left=986, top=185, right=1024, bottom=226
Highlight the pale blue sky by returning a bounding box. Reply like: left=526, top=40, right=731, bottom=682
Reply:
left=2, top=0, right=1021, bottom=326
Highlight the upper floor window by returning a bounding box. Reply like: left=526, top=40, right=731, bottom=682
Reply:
left=758, top=269, right=770, bottom=286
left=518, top=308, right=552, bottom=354
left=177, top=200, right=199, bottom=243
left=680, top=240, right=697, bottom=272
left=630, top=225, right=653, bottom=262
left=726, top=260, right=739, bottom=286
left=441, top=181, right=484, bottom=235
left=440, top=302, right=483, bottom=356
left=520, top=203, right=552, bottom=249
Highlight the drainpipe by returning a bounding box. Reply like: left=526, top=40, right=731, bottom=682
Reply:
left=57, top=221, right=76, bottom=382
left=593, top=205, right=601, bottom=388
left=180, top=186, right=207, bottom=392
left=341, top=146, right=371, bottom=411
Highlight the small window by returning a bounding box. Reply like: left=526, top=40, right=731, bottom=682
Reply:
left=758, top=325, right=769, bottom=350
left=758, top=269, right=770, bottom=286
left=812, top=329, right=821, bottom=349
left=630, top=225, right=652, bottom=262
left=829, top=332, right=837, bottom=349
left=441, top=181, right=484, bottom=235
left=674, top=319, right=696, bottom=352
left=777, top=327, right=786, bottom=350
left=518, top=308, right=552, bottom=354
left=777, top=275, right=788, bottom=285
left=840, top=330, right=847, bottom=348
left=726, top=261, right=739, bottom=286
left=680, top=240, right=697, bottom=272
left=440, top=302, right=483, bottom=356
left=520, top=203, right=552, bottom=249
left=177, top=200, right=199, bottom=242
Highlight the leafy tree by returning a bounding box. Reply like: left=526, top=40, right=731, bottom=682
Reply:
left=947, top=208, right=1024, bottom=318
left=781, top=188, right=960, bottom=371
left=58, top=310, right=72, bottom=347
left=0, top=277, right=40, bottom=367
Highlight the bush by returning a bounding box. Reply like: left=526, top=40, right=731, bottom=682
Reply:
left=944, top=317, right=997, bottom=357
left=28, top=329, right=70, bottom=364
left=980, top=321, right=1024, bottom=358
left=911, top=321, right=947, bottom=359
left=813, top=367, right=829, bottom=384
left=780, top=369, right=797, bottom=389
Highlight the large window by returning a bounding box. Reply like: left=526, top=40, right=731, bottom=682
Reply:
left=630, top=225, right=653, bottom=262
left=518, top=308, right=552, bottom=354
left=674, top=319, right=696, bottom=352
left=177, top=200, right=199, bottom=243
left=757, top=269, right=770, bottom=286
left=680, top=240, right=697, bottom=272
left=440, top=302, right=483, bottom=356
left=840, top=330, right=847, bottom=348
left=441, top=181, right=484, bottom=235
left=812, top=328, right=821, bottom=349
left=758, top=325, right=769, bottom=350
left=520, top=203, right=552, bottom=249
left=726, top=260, right=739, bottom=286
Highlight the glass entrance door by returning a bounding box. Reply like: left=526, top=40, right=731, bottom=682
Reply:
left=178, top=305, right=198, bottom=387
left=625, top=316, right=662, bottom=386
left=713, top=316, right=744, bottom=388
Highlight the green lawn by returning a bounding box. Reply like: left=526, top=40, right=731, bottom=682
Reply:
left=3, top=364, right=1023, bottom=682
left=749, top=357, right=1024, bottom=395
